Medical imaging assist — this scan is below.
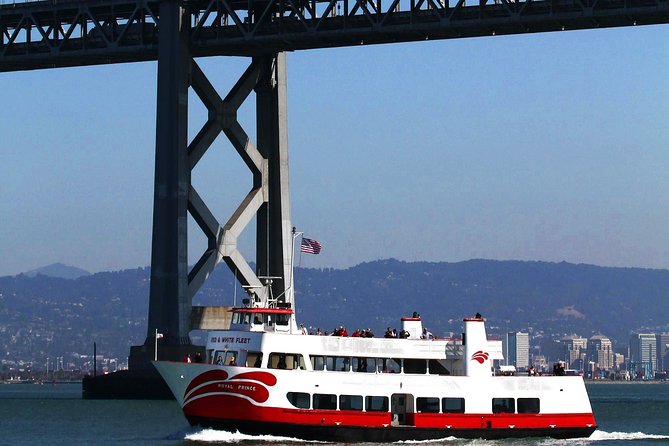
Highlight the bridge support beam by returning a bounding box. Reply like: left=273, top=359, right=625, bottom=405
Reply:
left=255, top=53, right=293, bottom=305
left=146, top=0, right=192, bottom=347
left=138, top=2, right=293, bottom=360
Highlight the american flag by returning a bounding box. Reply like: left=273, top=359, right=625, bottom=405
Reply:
left=300, top=237, right=322, bottom=255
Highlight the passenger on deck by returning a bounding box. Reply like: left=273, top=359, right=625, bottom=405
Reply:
left=421, top=328, right=434, bottom=340
left=553, top=362, right=565, bottom=376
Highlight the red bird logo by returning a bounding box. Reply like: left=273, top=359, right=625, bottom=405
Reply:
left=470, top=350, right=489, bottom=364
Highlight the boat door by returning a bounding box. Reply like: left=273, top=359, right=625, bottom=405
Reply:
left=391, top=393, right=413, bottom=426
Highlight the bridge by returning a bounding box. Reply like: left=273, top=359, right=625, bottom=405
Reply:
left=1, top=0, right=667, bottom=71
left=2, top=0, right=667, bottom=370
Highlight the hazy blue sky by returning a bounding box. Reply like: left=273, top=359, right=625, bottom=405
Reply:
left=1, top=25, right=668, bottom=276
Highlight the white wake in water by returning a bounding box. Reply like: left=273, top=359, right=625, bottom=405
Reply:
left=535, top=430, right=669, bottom=445
left=184, top=429, right=324, bottom=443
left=588, top=430, right=669, bottom=441
left=183, top=429, right=669, bottom=444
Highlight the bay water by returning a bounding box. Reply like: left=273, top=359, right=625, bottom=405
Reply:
left=0, top=382, right=668, bottom=445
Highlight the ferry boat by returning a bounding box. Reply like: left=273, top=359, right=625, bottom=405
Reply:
left=153, top=287, right=597, bottom=441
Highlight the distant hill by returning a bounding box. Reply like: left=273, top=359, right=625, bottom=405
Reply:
left=23, top=263, right=91, bottom=279
left=1, top=259, right=668, bottom=366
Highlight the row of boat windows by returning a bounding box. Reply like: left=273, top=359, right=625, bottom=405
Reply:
left=286, top=393, right=395, bottom=412
left=231, top=313, right=290, bottom=326
left=285, top=393, right=540, bottom=414
left=212, top=350, right=450, bottom=374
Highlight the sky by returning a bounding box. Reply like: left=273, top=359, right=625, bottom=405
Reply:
left=1, top=25, right=668, bottom=276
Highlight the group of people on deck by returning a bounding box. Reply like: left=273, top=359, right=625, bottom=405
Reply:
left=330, top=326, right=376, bottom=337
left=303, top=326, right=376, bottom=337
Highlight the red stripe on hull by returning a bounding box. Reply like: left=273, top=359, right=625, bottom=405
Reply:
left=183, top=394, right=595, bottom=431
left=413, top=412, right=596, bottom=429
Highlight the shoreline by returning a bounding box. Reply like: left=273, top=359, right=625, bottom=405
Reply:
left=586, top=380, right=668, bottom=384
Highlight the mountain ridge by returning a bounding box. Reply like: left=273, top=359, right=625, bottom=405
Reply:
left=23, top=262, right=91, bottom=279
left=1, top=259, right=667, bottom=366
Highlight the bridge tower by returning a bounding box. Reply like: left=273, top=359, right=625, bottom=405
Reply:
left=129, top=0, right=293, bottom=369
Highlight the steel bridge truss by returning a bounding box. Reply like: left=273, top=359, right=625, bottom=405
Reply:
left=1, top=0, right=667, bottom=71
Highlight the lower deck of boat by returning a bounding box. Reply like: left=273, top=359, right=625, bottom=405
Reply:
left=187, top=416, right=596, bottom=441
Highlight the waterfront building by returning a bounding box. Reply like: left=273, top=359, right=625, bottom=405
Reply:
left=561, top=335, right=587, bottom=370
left=503, top=332, right=529, bottom=371
left=587, top=335, right=613, bottom=371
left=613, top=353, right=625, bottom=371
left=657, top=332, right=669, bottom=372
left=629, top=333, right=657, bottom=379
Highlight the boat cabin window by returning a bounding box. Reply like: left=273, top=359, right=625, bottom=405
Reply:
left=379, top=358, right=401, bottom=373
left=268, top=353, right=305, bottom=370
left=442, top=397, right=465, bottom=413
left=365, top=396, right=389, bottom=412
left=340, top=394, right=363, bottom=411
left=246, top=352, right=263, bottom=368
left=353, top=357, right=377, bottom=373
left=286, top=392, right=310, bottom=409
left=517, top=398, right=540, bottom=414
left=404, top=358, right=427, bottom=374
left=326, top=356, right=350, bottom=372
left=311, top=355, right=325, bottom=371
left=416, top=397, right=440, bottom=413
left=492, top=398, right=515, bottom=414
left=313, top=393, right=337, bottom=410
left=213, top=350, right=238, bottom=365
left=428, top=359, right=451, bottom=375
left=275, top=313, right=290, bottom=326
left=232, top=312, right=252, bottom=325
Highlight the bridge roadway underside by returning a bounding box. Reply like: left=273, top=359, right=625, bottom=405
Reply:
left=1, top=0, right=668, bottom=72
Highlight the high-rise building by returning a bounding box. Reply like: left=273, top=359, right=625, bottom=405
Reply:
left=561, top=335, right=587, bottom=370
left=657, top=333, right=669, bottom=372
left=630, top=333, right=657, bottom=378
left=504, top=332, right=529, bottom=371
left=587, top=335, right=613, bottom=371
left=613, top=353, right=625, bottom=371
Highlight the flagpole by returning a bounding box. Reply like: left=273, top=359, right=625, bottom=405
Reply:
left=154, top=328, right=158, bottom=361
left=289, top=227, right=303, bottom=304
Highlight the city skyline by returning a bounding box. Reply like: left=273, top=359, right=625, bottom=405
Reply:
left=1, top=26, right=668, bottom=277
